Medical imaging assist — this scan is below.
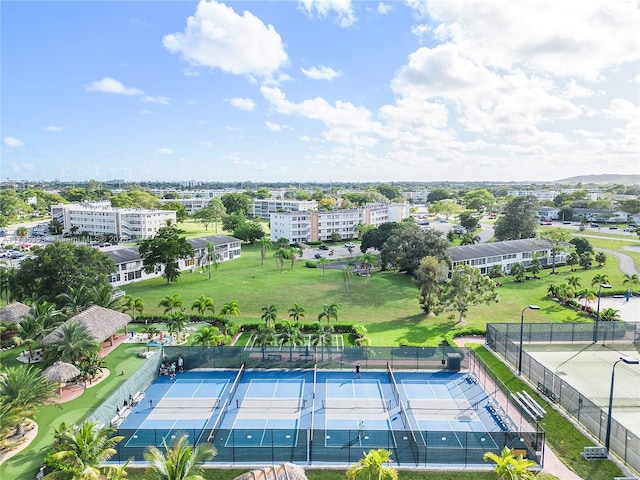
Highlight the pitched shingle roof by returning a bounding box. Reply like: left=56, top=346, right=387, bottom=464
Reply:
left=448, top=238, right=553, bottom=262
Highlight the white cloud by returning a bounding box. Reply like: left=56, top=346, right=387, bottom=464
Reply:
left=85, top=77, right=143, bottom=95
left=163, top=0, right=288, bottom=76
left=265, top=121, right=282, bottom=131
left=201, top=141, right=214, bottom=148
left=154, top=148, right=174, bottom=155
left=377, top=3, right=392, bottom=15
left=230, top=97, right=257, bottom=111
left=43, top=126, right=63, bottom=132
left=4, top=137, right=24, bottom=147
left=301, top=65, right=342, bottom=80
left=411, top=24, right=431, bottom=42
left=603, top=99, right=638, bottom=121
left=298, top=0, right=356, bottom=27
left=143, top=96, right=171, bottom=105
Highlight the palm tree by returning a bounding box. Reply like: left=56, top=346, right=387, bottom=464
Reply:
left=483, top=446, right=537, bottom=480
left=595, top=251, right=607, bottom=267
left=122, top=295, right=144, bottom=323
left=272, top=247, right=289, bottom=273
left=143, top=433, right=216, bottom=480
left=591, top=273, right=610, bottom=289
left=318, top=303, right=339, bottom=326
left=16, top=226, right=29, bottom=241
left=192, top=326, right=225, bottom=346
left=261, top=304, right=278, bottom=329
left=459, top=233, right=481, bottom=246
left=360, top=252, right=376, bottom=284
left=288, top=303, right=306, bottom=322
left=198, top=241, right=219, bottom=280
left=45, top=420, right=124, bottom=480
left=78, top=352, right=107, bottom=386
left=12, top=316, right=44, bottom=357
left=318, top=257, right=330, bottom=277
left=191, top=294, right=215, bottom=320
left=165, top=310, right=187, bottom=343
left=576, top=288, right=596, bottom=307
left=26, top=297, right=63, bottom=334
left=547, top=283, right=559, bottom=298
left=311, top=323, right=334, bottom=361
left=0, top=365, right=56, bottom=435
left=278, top=320, right=304, bottom=361
left=599, top=308, right=621, bottom=322
left=566, top=275, right=581, bottom=290
left=289, top=247, right=302, bottom=270
left=254, top=325, right=278, bottom=349
left=220, top=300, right=240, bottom=319
left=89, top=284, right=124, bottom=310
left=346, top=448, right=398, bottom=480
left=257, top=237, right=273, bottom=266
left=623, top=273, right=639, bottom=298
left=343, top=265, right=352, bottom=293
left=57, top=285, right=92, bottom=315
left=42, top=321, right=101, bottom=365
left=142, top=325, right=160, bottom=340
left=158, top=294, right=183, bottom=314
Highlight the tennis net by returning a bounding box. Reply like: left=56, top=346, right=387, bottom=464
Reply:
left=237, top=397, right=305, bottom=411
left=323, top=398, right=391, bottom=411
left=387, top=363, right=400, bottom=407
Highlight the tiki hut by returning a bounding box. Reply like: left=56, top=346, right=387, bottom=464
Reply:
left=234, top=463, right=308, bottom=480
left=42, top=361, right=80, bottom=383
left=41, top=305, right=131, bottom=347
left=0, top=302, right=30, bottom=324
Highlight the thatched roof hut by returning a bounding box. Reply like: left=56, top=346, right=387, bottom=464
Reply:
left=42, top=361, right=81, bottom=383
left=0, top=302, right=30, bottom=324
left=234, top=463, right=308, bottom=480
left=41, top=305, right=131, bottom=346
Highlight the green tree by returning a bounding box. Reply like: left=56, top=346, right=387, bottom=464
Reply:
left=257, top=237, right=273, bottom=266
left=191, top=294, right=215, bottom=320
left=254, top=325, right=278, bottom=349
left=414, top=256, right=447, bottom=315
left=318, top=257, right=330, bottom=277
left=579, top=252, right=593, bottom=270
left=16, top=226, right=29, bottom=240
left=427, top=189, right=450, bottom=203
left=437, top=265, right=499, bottom=323
left=346, top=448, right=398, bottom=480
left=222, top=213, right=245, bottom=232
left=277, top=320, right=304, bottom=361
left=220, top=300, right=240, bottom=320
left=208, top=198, right=227, bottom=233
left=379, top=226, right=448, bottom=274
left=592, top=274, right=610, bottom=289
left=462, top=188, right=495, bottom=213
left=233, top=221, right=265, bottom=244
left=458, top=212, right=480, bottom=233
left=122, top=295, right=144, bottom=323
left=375, top=184, right=402, bottom=201
left=89, top=284, right=123, bottom=310
left=429, top=199, right=462, bottom=220
left=459, top=233, right=481, bottom=245
left=158, top=294, right=183, bottom=314
left=494, top=196, right=539, bottom=241
left=566, top=276, right=581, bottom=290
left=483, top=446, right=536, bottom=480
left=138, top=225, right=194, bottom=284
left=12, top=316, right=44, bottom=357
left=221, top=192, right=252, bottom=216
left=288, top=303, right=307, bottom=322
left=569, top=237, right=593, bottom=255
left=311, top=323, right=334, bottom=361
left=538, top=227, right=570, bottom=274
left=165, top=310, right=187, bottom=343
left=42, top=321, right=101, bottom=365
left=161, top=201, right=188, bottom=223
left=15, top=243, right=115, bottom=303
left=57, top=285, right=93, bottom=316
left=510, top=263, right=526, bottom=282
left=191, top=326, right=225, bottom=347
left=273, top=247, right=289, bottom=273
left=193, top=206, right=217, bottom=231
left=318, top=303, right=339, bottom=325
left=623, top=273, right=639, bottom=297
left=198, top=242, right=219, bottom=281
left=78, top=353, right=107, bottom=386
left=599, top=308, right=621, bottom=322
left=577, top=288, right=596, bottom=307
left=289, top=246, right=302, bottom=270
left=0, top=365, right=55, bottom=436
left=528, top=258, right=541, bottom=279
left=261, top=304, right=278, bottom=329
left=44, top=421, right=124, bottom=480
left=595, top=251, right=607, bottom=267
left=566, top=252, right=580, bottom=272
left=360, top=252, right=377, bottom=284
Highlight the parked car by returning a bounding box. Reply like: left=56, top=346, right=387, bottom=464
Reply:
left=314, top=253, right=324, bottom=259
left=319, top=245, right=329, bottom=250
left=344, top=242, right=356, bottom=248
left=590, top=223, right=599, bottom=228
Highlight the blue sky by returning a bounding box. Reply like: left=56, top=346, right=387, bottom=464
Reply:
left=2, top=0, right=638, bottom=183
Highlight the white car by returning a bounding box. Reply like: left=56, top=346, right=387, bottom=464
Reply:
left=344, top=242, right=356, bottom=248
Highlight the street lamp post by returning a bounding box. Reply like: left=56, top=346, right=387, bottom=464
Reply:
left=593, top=283, right=612, bottom=343
left=518, top=305, right=540, bottom=376
left=605, top=357, right=639, bottom=453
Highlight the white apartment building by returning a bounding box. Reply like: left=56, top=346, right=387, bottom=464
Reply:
left=253, top=199, right=318, bottom=219
left=270, top=203, right=409, bottom=243
left=51, top=201, right=176, bottom=241
left=159, top=197, right=210, bottom=214
left=506, top=190, right=559, bottom=202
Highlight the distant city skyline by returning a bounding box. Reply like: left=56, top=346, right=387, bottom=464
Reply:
left=2, top=1, right=638, bottom=183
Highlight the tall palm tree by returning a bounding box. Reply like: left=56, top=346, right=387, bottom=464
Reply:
left=278, top=320, right=304, bottom=361
left=312, top=323, right=334, bottom=361
left=122, top=295, right=144, bottom=323
left=566, top=275, right=581, bottom=290
left=191, top=326, right=225, bottom=346
left=623, top=273, right=639, bottom=298
left=257, top=237, right=273, bottom=266
left=56, top=285, right=92, bottom=316
left=158, top=294, right=183, bottom=315
left=143, top=433, right=216, bottom=480
left=288, top=303, right=306, bottom=322
left=220, top=300, right=240, bottom=319
left=44, top=420, right=124, bottom=480
left=483, top=446, right=537, bottom=480
left=42, top=321, right=101, bottom=365
left=346, top=448, right=398, bottom=480
left=261, top=304, right=278, bottom=329
left=360, top=252, right=377, bottom=284
left=0, top=365, right=55, bottom=434
left=318, top=303, right=339, bottom=326
left=591, top=274, right=610, bottom=289
left=272, top=247, right=289, bottom=273
left=576, top=288, right=596, bottom=307
left=191, top=294, right=215, bottom=320
left=318, top=257, right=330, bottom=277
left=289, top=247, right=302, bottom=270
left=343, top=265, right=352, bottom=293
left=198, top=241, right=219, bottom=281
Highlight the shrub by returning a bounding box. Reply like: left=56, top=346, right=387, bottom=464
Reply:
left=443, top=327, right=486, bottom=347
left=305, top=261, right=318, bottom=268
left=352, top=324, right=367, bottom=338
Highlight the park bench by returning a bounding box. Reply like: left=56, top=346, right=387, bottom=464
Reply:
left=267, top=353, right=282, bottom=361
left=132, top=391, right=145, bottom=406
left=581, top=446, right=608, bottom=459
left=298, top=353, right=314, bottom=360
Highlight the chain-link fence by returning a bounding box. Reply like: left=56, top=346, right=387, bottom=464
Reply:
left=486, top=322, right=640, bottom=474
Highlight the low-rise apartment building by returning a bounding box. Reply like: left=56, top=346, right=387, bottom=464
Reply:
left=51, top=201, right=176, bottom=240
left=253, top=199, right=318, bottom=219
left=105, top=234, right=241, bottom=286
left=447, top=238, right=569, bottom=275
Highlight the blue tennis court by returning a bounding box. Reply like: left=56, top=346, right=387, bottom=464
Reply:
left=113, top=366, right=530, bottom=467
